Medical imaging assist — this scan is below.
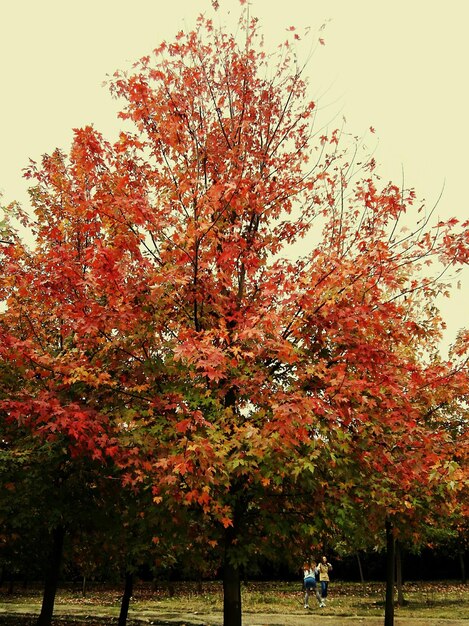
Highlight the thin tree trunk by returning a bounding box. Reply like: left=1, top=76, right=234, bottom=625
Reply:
left=396, top=539, right=405, bottom=606
left=384, top=519, right=395, bottom=626
left=82, top=575, right=87, bottom=597
left=118, top=571, right=134, bottom=626
left=356, top=552, right=365, bottom=583
left=36, top=525, right=65, bottom=626
left=167, top=574, right=175, bottom=598
left=459, top=550, right=466, bottom=585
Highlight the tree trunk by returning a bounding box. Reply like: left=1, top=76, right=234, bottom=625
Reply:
left=459, top=550, right=466, bottom=585
left=395, top=539, right=405, bottom=606
left=384, top=519, right=395, bottom=626
left=223, top=557, right=242, bottom=626
left=118, top=571, right=134, bottom=626
left=356, top=552, right=365, bottom=583
left=222, top=388, right=243, bottom=626
left=36, top=525, right=65, bottom=626
left=167, top=575, right=175, bottom=598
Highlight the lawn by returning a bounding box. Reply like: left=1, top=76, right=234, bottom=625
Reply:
left=0, top=580, right=468, bottom=625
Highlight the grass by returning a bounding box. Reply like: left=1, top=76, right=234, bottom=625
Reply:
left=0, top=580, right=468, bottom=623
left=240, top=581, right=469, bottom=619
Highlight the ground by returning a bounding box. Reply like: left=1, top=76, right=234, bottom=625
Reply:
left=1, top=613, right=469, bottom=626
left=1, top=580, right=468, bottom=625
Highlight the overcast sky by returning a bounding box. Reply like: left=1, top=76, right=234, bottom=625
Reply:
left=1, top=0, right=467, bottom=351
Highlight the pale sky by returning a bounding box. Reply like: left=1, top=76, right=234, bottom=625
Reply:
left=1, top=0, right=468, bottom=352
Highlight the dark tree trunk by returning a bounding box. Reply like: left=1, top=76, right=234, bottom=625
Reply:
left=356, top=552, right=365, bottom=583
left=167, top=575, right=175, bottom=598
left=36, top=525, right=65, bottom=626
left=459, top=550, right=466, bottom=585
left=223, top=556, right=242, bottom=626
left=118, top=571, right=134, bottom=626
left=395, top=539, right=405, bottom=606
left=222, top=390, right=243, bottom=626
left=384, top=519, right=395, bottom=626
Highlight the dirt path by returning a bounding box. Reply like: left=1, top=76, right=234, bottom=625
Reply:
left=147, top=614, right=468, bottom=626
left=158, top=614, right=468, bottom=625
left=237, top=617, right=468, bottom=626
left=239, top=614, right=469, bottom=626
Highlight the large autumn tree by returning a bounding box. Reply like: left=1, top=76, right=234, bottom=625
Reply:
left=1, top=4, right=468, bottom=626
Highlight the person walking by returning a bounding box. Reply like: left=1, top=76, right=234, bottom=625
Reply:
left=318, top=555, right=333, bottom=603
left=303, top=561, right=324, bottom=609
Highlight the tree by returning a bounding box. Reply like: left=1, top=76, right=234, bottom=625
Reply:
left=320, top=341, right=468, bottom=623
left=0, top=419, right=123, bottom=625
left=0, top=206, right=133, bottom=625
left=1, top=4, right=468, bottom=626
